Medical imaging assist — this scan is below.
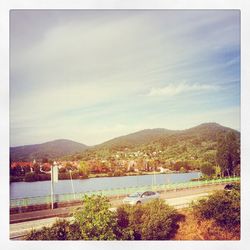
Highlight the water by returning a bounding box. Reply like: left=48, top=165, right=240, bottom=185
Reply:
left=10, top=172, right=200, bottom=199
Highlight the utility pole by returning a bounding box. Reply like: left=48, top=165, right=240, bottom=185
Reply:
left=51, top=163, right=54, bottom=209
left=69, top=170, right=76, bottom=200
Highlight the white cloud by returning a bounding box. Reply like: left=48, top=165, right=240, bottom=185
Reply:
left=10, top=10, right=240, bottom=146
left=147, top=82, right=219, bottom=97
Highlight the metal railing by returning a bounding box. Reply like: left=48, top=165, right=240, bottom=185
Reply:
left=10, top=176, right=240, bottom=208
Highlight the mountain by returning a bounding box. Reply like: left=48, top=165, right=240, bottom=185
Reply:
left=94, top=123, right=239, bottom=150
left=10, top=139, right=89, bottom=162
left=76, top=123, right=240, bottom=164
left=96, top=128, right=177, bottom=149
left=10, top=123, right=240, bottom=162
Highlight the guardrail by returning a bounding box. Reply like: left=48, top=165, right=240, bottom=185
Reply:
left=10, top=177, right=240, bottom=208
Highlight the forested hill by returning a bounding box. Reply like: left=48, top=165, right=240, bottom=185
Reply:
left=10, top=139, right=89, bottom=161
left=10, top=123, right=240, bottom=163
left=96, top=128, right=177, bottom=149
left=72, top=123, right=240, bottom=166
left=93, top=122, right=239, bottom=151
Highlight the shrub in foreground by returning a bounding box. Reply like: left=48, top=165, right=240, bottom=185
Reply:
left=116, top=199, right=184, bottom=240
left=73, top=195, right=117, bottom=240
left=26, top=220, right=72, bottom=240
left=192, top=189, right=240, bottom=229
left=25, top=195, right=183, bottom=240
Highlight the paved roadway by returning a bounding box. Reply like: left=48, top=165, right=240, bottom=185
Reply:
left=10, top=184, right=225, bottom=240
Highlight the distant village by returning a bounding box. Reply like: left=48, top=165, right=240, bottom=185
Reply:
left=10, top=149, right=197, bottom=182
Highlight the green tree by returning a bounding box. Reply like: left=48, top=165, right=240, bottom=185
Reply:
left=214, top=165, right=222, bottom=178
left=73, top=195, right=117, bottom=240
left=200, top=162, right=215, bottom=177
left=192, top=189, right=240, bottom=229
left=216, top=132, right=240, bottom=176
left=202, top=150, right=216, bottom=165
left=78, top=161, right=90, bottom=178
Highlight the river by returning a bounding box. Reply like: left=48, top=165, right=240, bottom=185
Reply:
left=10, top=172, right=200, bottom=199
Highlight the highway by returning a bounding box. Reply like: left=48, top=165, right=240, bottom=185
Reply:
left=11, top=193, right=207, bottom=240
left=10, top=184, right=226, bottom=240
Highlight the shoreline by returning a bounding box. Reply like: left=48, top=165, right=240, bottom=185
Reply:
left=10, top=170, right=200, bottom=183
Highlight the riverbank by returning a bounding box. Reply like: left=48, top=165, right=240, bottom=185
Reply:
left=10, top=170, right=200, bottom=183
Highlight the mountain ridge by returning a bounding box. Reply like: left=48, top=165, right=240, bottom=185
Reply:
left=10, top=139, right=88, bottom=162
left=94, top=122, right=239, bottom=150
left=10, top=123, right=240, bottom=161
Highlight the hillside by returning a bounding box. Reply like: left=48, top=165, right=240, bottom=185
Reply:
left=10, top=139, right=89, bottom=161
left=10, top=123, right=240, bottom=164
left=96, top=128, right=177, bottom=149
left=93, top=122, right=238, bottom=150
left=72, top=123, right=240, bottom=165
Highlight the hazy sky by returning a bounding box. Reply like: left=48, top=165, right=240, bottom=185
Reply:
left=10, top=10, right=240, bottom=146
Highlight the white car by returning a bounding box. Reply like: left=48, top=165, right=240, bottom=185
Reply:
left=123, top=191, right=160, bottom=205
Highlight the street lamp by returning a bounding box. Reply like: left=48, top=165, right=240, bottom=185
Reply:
left=69, top=170, right=76, bottom=200
left=51, top=161, right=59, bottom=209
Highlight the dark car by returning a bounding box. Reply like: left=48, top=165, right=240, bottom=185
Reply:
left=224, top=183, right=240, bottom=191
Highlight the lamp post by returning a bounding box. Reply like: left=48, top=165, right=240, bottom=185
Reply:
left=69, top=170, right=76, bottom=200
left=50, top=161, right=58, bottom=209
left=51, top=163, right=54, bottom=209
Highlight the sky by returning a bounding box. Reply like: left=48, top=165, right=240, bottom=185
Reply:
left=10, top=10, right=240, bottom=146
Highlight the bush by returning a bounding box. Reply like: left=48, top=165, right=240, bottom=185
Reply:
left=59, top=172, right=70, bottom=180
left=73, top=195, right=117, bottom=240
left=113, top=170, right=124, bottom=177
left=25, top=196, right=117, bottom=240
left=71, top=170, right=80, bottom=179
left=79, top=173, right=88, bottom=179
left=141, top=200, right=184, bottom=240
left=10, top=175, right=24, bottom=182
left=200, top=162, right=215, bottom=177
left=38, top=173, right=51, bottom=181
left=224, top=182, right=240, bottom=192
left=25, top=196, right=184, bottom=240
left=24, top=173, right=51, bottom=182
left=24, top=172, right=40, bottom=182
left=115, top=205, right=135, bottom=240
left=192, top=189, right=240, bottom=229
left=26, top=219, right=75, bottom=240
left=107, top=172, right=113, bottom=177
left=59, top=167, right=66, bottom=173
left=116, top=199, right=184, bottom=240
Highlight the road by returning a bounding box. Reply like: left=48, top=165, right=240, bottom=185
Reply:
left=10, top=184, right=225, bottom=240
